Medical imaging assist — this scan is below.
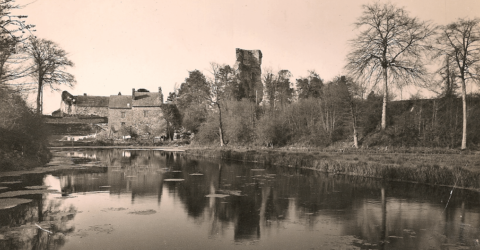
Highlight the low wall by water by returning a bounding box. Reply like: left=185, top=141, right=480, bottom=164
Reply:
left=184, top=148, right=480, bottom=190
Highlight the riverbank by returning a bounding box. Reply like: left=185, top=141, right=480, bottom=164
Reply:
left=0, top=149, right=51, bottom=172
left=49, top=146, right=185, bottom=152
left=21, top=145, right=480, bottom=191
left=184, top=147, right=480, bottom=190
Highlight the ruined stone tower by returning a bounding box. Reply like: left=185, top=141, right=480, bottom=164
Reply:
left=233, top=48, right=263, bottom=103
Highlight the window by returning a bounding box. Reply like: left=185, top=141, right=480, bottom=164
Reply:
left=121, top=112, right=126, bottom=118
left=144, top=110, right=148, bottom=117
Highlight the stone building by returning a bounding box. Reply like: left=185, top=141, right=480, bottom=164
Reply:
left=57, top=87, right=166, bottom=137
left=234, top=48, right=263, bottom=103
left=108, top=88, right=165, bottom=136
left=60, top=91, right=109, bottom=117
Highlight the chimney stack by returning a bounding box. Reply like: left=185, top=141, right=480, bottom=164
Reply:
left=159, top=87, right=163, bottom=103
left=84, top=93, right=87, bottom=96
left=132, top=88, right=135, bottom=100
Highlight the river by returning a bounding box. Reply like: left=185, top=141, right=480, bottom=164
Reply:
left=0, top=149, right=479, bottom=249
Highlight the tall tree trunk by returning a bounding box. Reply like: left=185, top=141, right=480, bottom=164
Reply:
left=36, top=80, right=42, bottom=114
left=353, top=126, right=358, bottom=149
left=217, top=103, right=225, bottom=147
left=350, top=104, right=358, bottom=148
left=381, top=67, right=388, bottom=130
left=461, top=78, right=467, bottom=150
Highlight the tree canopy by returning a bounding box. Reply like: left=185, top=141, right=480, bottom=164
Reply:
left=345, top=2, right=436, bottom=130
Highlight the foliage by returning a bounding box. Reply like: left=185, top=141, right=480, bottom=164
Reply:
left=222, top=99, right=257, bottom=144
left=359, top=91, right=383, bottom=135
left=176, top=70, right=209, bottom=110
left=255, top=111, right=290, bottom=147
left=283, top=99, right=331, bottom=146
left=161, top=103, right=182, bottom=140
left=0, top=86, right=50, bottom=170
left=176, top=70, right=209, bottom=133
left=216, top=64, right=239, bottom=101
left=195, top=112, right=221, bottom=144
left=263, top=69, right=294, bottom=110
left=119, top=125, right=137, bottom=139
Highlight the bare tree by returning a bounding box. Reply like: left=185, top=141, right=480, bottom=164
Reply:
left=262, top=68, right=276, bottom=110
left=0, top=0, right=35, bottom=88
left=336, top=76, right=364, bottom=148
left=345, top=2, right=435, bottom=130
left=205, top=62, right=235, bottom=146
left=25, top=37, right=75, bottom=114
left=436, top=18, right=480, bottom=150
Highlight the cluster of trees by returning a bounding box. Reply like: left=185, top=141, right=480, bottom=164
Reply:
left=0, top=0, right=75, bottom=169
left=0, top=0, right=75, bottom=113
left=0, top=87, right=50, bottom=170
left=346, top=3, right=480, bottom=150
left=169, top=3, right=480, bottom=150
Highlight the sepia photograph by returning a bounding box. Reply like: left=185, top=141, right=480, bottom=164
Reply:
left=1, top=0, right=480, bottom=249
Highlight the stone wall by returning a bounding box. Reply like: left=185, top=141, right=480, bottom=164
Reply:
left=108, top=107, right=165, bottom=137
left=108, top=108, right=133, bottom=133
left=74, top=106, right=109, bottom=117
left=130, top=107, right=165, bottom=135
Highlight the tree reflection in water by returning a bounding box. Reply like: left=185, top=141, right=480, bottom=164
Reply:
left=0, top=175, right=77, bottom=250
left=2, top=149, right=480, bottom=249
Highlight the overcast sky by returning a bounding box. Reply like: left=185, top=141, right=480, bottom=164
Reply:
left=15, top=0, right=480, bottom=114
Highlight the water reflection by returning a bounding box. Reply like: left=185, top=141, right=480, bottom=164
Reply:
left=1, top=149, right=480, bottom=249
left=0, top=174, right=77, bottom=250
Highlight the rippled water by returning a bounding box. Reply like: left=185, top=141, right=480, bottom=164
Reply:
left=1, top=149, right=480, bottom=250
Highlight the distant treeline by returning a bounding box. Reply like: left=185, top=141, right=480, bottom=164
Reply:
left=195, top=94, right=480, bottom=149
left=170, top=69, right=480, bottom=149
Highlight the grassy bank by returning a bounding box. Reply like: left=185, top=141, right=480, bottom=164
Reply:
left=184, top=147, right=480, bottom=190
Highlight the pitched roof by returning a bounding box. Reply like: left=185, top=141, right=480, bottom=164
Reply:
left=74, top=96, right=109, bottom=107
left=132, top=92, right=162, bottom=107
left=108, top=95, right=132, bottom=109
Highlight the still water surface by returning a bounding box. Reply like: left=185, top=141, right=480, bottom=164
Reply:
left=1, top=149, right=480, bottom=249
